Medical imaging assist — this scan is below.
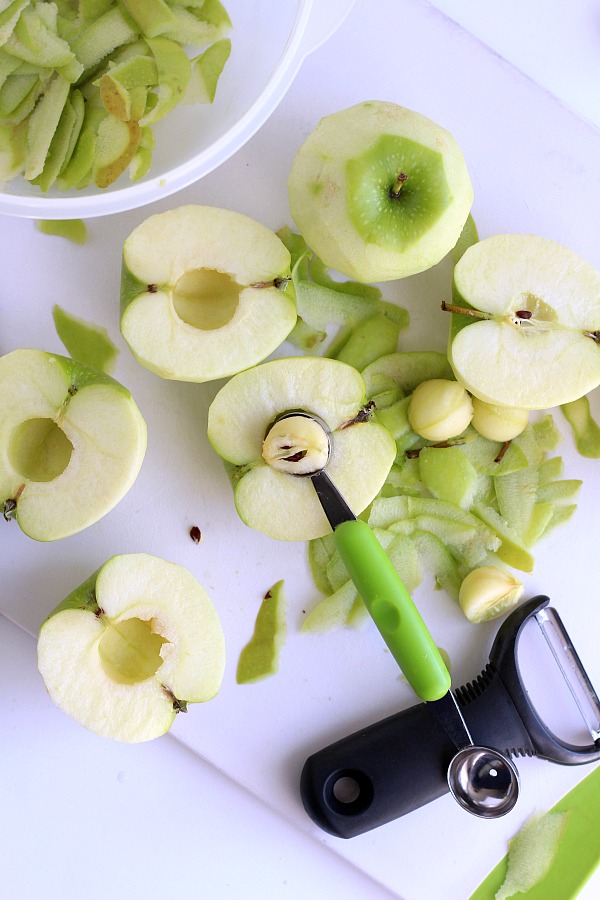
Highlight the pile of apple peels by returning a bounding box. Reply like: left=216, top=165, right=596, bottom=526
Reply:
left=278, top=228, right=582, bottom=633
left=0, top=0, right=231, bottom=189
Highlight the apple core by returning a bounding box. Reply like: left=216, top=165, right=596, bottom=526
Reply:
left=9, top=417, right=73, bottom=482
left=172, top=268, right=242, bottom=330
left=262, top=414, right=330, bottom=475
left=98, top=617, right=169, bottom=686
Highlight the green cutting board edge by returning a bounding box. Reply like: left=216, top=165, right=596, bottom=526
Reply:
left=470, top=764, right=600, bottom=899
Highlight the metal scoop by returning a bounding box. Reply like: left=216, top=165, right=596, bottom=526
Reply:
left=429, top=691, right=519, bottom=817
left=275, top=412, right=520, bottom=818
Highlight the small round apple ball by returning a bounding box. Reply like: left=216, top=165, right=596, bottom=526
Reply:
left=408, top=379, right=473, bottom=441
left=471, top=397, right=529, bottom=442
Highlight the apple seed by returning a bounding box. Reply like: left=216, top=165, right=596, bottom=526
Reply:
left=189, top=525, right=202, bottom=543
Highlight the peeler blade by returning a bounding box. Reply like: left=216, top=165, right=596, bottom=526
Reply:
left=535, top=607, right=600, bottom=744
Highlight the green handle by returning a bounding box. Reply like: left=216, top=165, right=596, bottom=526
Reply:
left=334, top=518, right=450, bottom=702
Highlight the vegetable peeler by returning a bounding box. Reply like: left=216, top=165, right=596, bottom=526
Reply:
left=300, top=595, right=600, bottom=837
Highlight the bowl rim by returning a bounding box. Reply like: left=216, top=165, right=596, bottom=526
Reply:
left=0, top=0, right=314, bottom=220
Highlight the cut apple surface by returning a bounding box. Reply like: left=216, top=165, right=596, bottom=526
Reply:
left=0, top=349, right=146, bottom=541
left=37, top=553, right=226, bottom=742
left=207, top=356, right=396, bottom=541
left=449, top=234, right=600, bottom=408
left=288, top=100, right=473, bottom=282
left=120, top=205, right=297, bottom=382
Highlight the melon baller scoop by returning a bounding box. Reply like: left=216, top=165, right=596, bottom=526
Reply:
left=273, top=411, right=520, bottom=819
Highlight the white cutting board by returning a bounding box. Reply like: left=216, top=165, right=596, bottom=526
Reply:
left=2, top=1, right=600, bottom=897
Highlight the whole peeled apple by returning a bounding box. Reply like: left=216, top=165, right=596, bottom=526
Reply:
left=288, top=101, right=474, bottom=283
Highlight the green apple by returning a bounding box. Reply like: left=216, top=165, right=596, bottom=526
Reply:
left=0, top=349, right=146, bottom=541
left=182, top=38, right=231, bottom=105
left=36, top=219, right=88, bottom=244
left=52, top=304, right=118, bottom=373
left=120, top=205, right=297, bottom=382
left=207, top=356, right=396, bottom=541
left=119, top=0, right=177, bottom=39
left=561, top=396, right=600, bottom=458
left=93, top=113, right=141, bottom=187
left=287, top=100, right=473, bottom=282
left=448, top=234, right=600, bottom=408
left=37, top=553, right=225, bottom=742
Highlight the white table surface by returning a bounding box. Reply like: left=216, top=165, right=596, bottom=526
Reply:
left=2, top=2, right=600, bottom=898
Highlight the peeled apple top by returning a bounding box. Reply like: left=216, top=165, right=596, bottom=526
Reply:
left=287, top=100, right=474, bottom=283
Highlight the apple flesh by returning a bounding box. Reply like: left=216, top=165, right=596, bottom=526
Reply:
left=288, top=100, right=473, bottom=282
left=0, top=349, right=146, bottom=541
left=449, top=234, right=600, bottom=409
left=120, top=205, right=297, bottom=382
left=37, top=553, right=226, bottom=742
left=207, top=356, right=396, bottom=541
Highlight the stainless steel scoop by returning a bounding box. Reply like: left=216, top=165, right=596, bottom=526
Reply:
left=429, top=692, right=519, bottom=817
left=275, top=412, right=520, bottom=817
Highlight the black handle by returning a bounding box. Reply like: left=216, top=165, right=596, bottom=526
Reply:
left=300, top=703, right=457, bottom=838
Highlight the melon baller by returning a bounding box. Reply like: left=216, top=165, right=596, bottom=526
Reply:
left=273, top=411, right=521, bottom=819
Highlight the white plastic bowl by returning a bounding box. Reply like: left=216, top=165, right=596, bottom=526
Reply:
left=0, top=0, right=354, bottom=219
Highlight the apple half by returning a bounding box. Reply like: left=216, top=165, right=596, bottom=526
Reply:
left=37, top=553, right=226, bottom=742
left=207, top=356, right=396, bottom=541
left=0, top=349, right=147, bottom=541
left=448, top=234, right=600, bottom=408
left=120, top=205, right=297, bottom=382
left=287, top=100, right=473, bottom=282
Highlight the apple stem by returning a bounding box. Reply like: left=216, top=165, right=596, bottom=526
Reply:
left=2, top=499, right=16, bottom=521
left=441, top=300, right=492, bottom=320
left=2, top=482, right=25, bottom=521
left=406, top=437, right=468, bottom=459
left=389, top=172, right=408, bottom=198
left=494, top=440, right=512, bottom=463
left=584, top=330, right=600, bottom=344
left=339, top=400, right=377, bottom=429
left=250, top=277, right=291, bottom=291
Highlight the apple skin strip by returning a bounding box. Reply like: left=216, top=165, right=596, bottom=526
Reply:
left=468, top=764, right=600, bottom=900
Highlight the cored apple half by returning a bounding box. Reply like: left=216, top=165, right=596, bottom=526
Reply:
left=207, top=356, right=396, bottom=541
